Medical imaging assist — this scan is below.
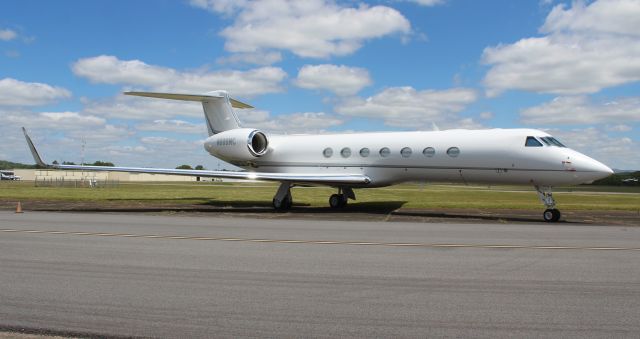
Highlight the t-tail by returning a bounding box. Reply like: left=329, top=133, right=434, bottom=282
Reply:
left=125, top=90, right=253, bottom=135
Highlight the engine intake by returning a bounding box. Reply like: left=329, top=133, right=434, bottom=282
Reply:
left=247, top=130, right=268, bottom=156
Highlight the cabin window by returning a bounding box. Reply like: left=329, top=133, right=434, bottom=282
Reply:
left=525, top=136, right=543, bottom=147
left=446, top=147, right=460, bottom=157
left=379, top=147, right=390, bottom=157
left=423, top=147, right=435, bottom=157
left=401, top=147, right=412, bottom=158
left=323, top=147, right=333, bottom=158
left=359, top=148, right=370, bottom=157
left=341, top=147, right=351, bottom=158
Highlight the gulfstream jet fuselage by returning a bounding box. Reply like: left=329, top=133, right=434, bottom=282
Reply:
left=23, top=90, right=613, bottom=222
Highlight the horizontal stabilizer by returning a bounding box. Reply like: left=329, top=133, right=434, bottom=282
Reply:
left=124, top=91, right=253, bottom=109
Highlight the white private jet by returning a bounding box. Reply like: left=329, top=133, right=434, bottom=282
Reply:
left=23, top=90, right=613, bottom=222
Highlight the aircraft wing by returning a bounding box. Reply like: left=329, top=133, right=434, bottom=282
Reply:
left=22, top=128, right=370, bottom=186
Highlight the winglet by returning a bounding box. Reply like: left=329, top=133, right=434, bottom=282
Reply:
left=22, top=127, right=48, bottom=167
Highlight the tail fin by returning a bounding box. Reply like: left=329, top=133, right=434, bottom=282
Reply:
left=125, top=90, right=253, bottom=135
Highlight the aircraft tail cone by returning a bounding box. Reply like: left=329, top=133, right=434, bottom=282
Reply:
left=16, top=201, right=23, bottom=214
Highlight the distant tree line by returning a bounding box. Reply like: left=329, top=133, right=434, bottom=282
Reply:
left=176, top=164, right=205, bottom=170
left=0, top=160, right=37, bottom=170
left=590, top=171, right=639, bottom=186
left=52, top=160, right=115, bottom=167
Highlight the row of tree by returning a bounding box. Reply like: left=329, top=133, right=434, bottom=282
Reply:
left=51, top=160, right=115, bottom=167
left=175, top=165, right=205, bottom=170
left=2, top=160, right=208, bottom=170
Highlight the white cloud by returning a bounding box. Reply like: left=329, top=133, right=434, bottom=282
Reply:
left=482, top=0, right=640, bottom=96
left=0, top=106, right=212, bottom=168
left=0, top=106, right=136, bottom=166
left=72, top=55, right=176, bottom=86
left=189, top=0, right=248, bottom=15
left=194, top=0, right=411, bottom=59
left=406, top=0, right=446, bottom=6
left=156, top=66, right=286, bottom=96
left=67, top=124, right=132, bottom=142
left=542, top=0, right=640, bottom=37
left=479, top=111, right=494, bottom=120
left=605, top=124, right=632, bottom=132
left=0, top=78, right=71, bottom=106
left=294, top=64, right=372, bottom=96
left=83, top=95, right=204, bottom=120
left=550, top=128, right=638, bottom=170
left=136, top=119, right=206, bottom=134
left=335, top=86, right=478, bottom=128
left=0, top=29, right=17, bottom=41
left=72, top=55, right=286, bottom=97
left=234, top=109, right=271, bottom=124
left=132, top=136, right=216, bottom=168
left=216, top=51, right=282, bottom=65
left=236, top=109, right=343, bottom=133
left=5, top=111, right=105, bottom=129
left=520, top=96, right=640, bottom=125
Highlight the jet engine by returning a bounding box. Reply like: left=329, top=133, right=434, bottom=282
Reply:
left=204, top=128, right=269, bottom=162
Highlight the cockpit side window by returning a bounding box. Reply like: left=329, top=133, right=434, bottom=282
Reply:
left=525, top=136, right=543, bottom=147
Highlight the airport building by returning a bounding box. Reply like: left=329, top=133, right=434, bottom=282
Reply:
left=12, top=169, right=202, bottom=182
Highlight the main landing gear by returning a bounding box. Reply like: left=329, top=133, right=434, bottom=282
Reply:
left=271, top=183, right=356, bottom=211
left=535, top=185, right=561, bottom=222
left=329, top=187, right=355, bottom=209
left=272, top=182, right=292, bottom=211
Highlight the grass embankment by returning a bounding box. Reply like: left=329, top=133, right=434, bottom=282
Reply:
left=1, top=181, right=638, bottom=211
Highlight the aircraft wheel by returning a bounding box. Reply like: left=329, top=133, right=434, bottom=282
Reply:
left=329, top=194, right=343, bottom=208
left=273, top=195, right=292, bottom=211
left=543, top=208, right=560, bottom=222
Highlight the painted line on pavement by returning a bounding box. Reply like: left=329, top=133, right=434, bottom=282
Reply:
left=2, top=228, right=639, bottom=252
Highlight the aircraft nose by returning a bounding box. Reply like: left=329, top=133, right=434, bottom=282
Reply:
left=571, top=153, right=614, bottom=183
left=585, top=157, right=614, bottom=177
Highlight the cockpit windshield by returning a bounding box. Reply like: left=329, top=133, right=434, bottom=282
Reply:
left=541, top=136, right=566, bottom=147
left=526, top=136, right=567, bottom=147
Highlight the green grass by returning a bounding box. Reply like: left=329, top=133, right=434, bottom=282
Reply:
left=1, top=181, right=639, bottom=211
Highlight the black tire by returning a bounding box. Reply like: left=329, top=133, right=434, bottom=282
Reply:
left=329, top=194, right=342, bottom=208
left=543, top=209, right=555, bottom=222
left=551, top=208, right=561, bottom=222
left=339, top=196, right=348, bottom=208
left=273, top=195, right=292, bottom=211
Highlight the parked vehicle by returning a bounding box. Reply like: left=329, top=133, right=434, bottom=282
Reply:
left=0, top=170, right=20, bottom=180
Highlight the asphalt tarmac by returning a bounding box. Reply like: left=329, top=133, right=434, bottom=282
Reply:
left=1, top=211, right=639, bottom=338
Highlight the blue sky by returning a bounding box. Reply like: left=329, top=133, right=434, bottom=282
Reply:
left=1, top=0, right=639, bottom=169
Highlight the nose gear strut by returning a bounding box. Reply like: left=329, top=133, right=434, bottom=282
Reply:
left=535, top=185, right=561, bottom=222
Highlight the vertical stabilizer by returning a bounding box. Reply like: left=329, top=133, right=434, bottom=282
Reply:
left=201, top=91, right=241, bottom=135
left=124, top=90, right=252, bottom=136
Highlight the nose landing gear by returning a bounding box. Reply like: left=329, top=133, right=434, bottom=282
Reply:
left=535, top=185, right=561, bottom=222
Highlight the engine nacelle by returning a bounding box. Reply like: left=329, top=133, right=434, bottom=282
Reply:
left=204, top=128, right=269, bottom=162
